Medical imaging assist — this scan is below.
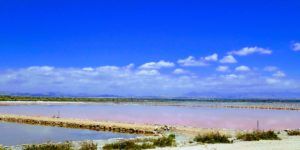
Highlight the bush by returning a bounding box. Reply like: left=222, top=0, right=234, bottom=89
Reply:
left=237, top=131, right=280, bottom=141
left=23, top=142, right=73, bottom=150
left=103, top=141, right=145, bottom=150
left=153, top=134, right=176, bottom=147
left=194, top=132, right=232, bottom=144
left=103, top=134, right=176, bottom=150
left=79, top=141, right=97, bottom=150
left=287, top=130, right=300, bottom=136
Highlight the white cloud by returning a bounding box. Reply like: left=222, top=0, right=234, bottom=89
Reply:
left=273, top=71, right=286, bottom=78
left=219, top=55, right=237, bottom=64
left=177, top=56, right=207, bottom=67
left=223, top=74, right=239, bottom=79
left=173, top=68, right=188, bottom=74
left=96, top=66, right=120, bottom=71
left=229, top=47, right=272, bottom=56
left=82, top=67, right=94, bottom=72
left=178, top=53, right=219, bottom=67
left=125, top=63, right=135, bottom=69
left=216, top=66, right=229, bottom=72
left=28, top=66, right=54, bottom=72
left=136, top=69, right=160, bottom=76
left=264, top=66, right=278, bottom=72
left=204, top=53, right=218, bottom=62
left=139, top=60, right=174, bottom=69
left=292, top=42, right=300, bottom=51
left=266, top=78, right=280, bottom=84
left=235, top=65, right=251, bottom=72
left=0, top=64, right=299, bottom=97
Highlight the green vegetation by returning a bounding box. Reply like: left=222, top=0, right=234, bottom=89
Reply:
left=287, top=130, right=300, bottom=136
left=0, top=145, right=3, bottom=150
left=103, top=134, right=176, bottom=150
left=0, top=95, right=141, bottom=103
left=22, top=141, right=98, bottom=150
left=153, top=134, right=176, bottom=147
left=79, top=141, right=97, bottom=150
left=23, top=142, right=73, bottom=150
left=194, top=132, right=232, bottom=144
left=237, top=131, right=280, bottom=141
left=103, top=141, right=154, bottom=150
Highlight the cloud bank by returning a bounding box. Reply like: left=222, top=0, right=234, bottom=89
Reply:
left=292, top=42, right=300, bottom=51
left=229, top=47, right=272, bottom=56
left=0, top=64, right=299, bottom=98
left=0, top=46, right=299, bottom=98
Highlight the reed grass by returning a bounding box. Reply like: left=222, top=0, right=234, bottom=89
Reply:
left=194, top=132, right=232, bottom=144
left=237, top=131, right=280, bottom=141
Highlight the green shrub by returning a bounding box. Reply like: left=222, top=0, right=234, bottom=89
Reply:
left=103, top=141, right=144, bottom=150
left=194, top=132, right=231, bottom=144
left=23, top=142, right=73, bottom=150
left=153, top=134, right=176, bottom=147
left=287, top=130, right=300, bottom=136
left=237, top=131, right=280, bottom=141
left=103, top=134, right=176, bottom=150
left=79, top=141, right=97, bottom=150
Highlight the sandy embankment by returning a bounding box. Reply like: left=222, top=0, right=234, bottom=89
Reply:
left=0, top=114, right=158, bottom=135
left=0, top=113, right=238, bottom=136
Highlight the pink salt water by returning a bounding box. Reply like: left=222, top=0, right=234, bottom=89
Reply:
left=0, top=103, right=299, bottom=130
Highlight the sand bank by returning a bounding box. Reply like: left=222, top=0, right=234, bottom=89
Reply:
left=0, top=114, right=157, bottom=135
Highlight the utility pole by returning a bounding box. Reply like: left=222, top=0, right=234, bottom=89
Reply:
left=257, top=120, right=260, bottom=131
left=58, top=111, right=60, bottom=118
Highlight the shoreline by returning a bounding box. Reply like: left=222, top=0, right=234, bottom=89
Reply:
left=1, top=100, right=300, bottom=111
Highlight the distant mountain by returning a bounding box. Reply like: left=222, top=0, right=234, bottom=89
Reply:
left=1, top=91, right=299, bottom=99
left=0, top=92, right=122, bottom=98
left=183, top=91, right=300, bottom=99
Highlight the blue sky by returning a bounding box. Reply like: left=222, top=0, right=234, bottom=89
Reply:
left=0, top=0, right=300, bottom=97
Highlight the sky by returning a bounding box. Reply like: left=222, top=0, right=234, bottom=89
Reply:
left=0, top=0, right=300, bottom=98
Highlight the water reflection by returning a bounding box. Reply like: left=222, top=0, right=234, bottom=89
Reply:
left=0, top=121, right=136, bottom=146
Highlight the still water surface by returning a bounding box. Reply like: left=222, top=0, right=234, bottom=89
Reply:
left=0, top=121, right=136, bottom=146
left=0, top=103, right=300, bottom=130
